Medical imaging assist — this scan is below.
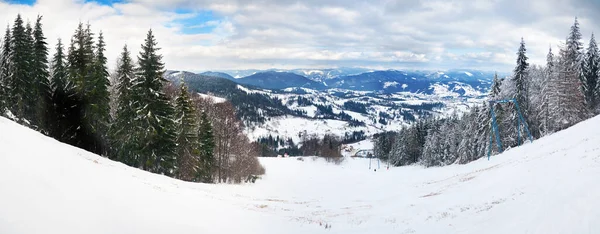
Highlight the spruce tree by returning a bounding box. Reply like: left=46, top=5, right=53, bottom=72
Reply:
left=131, top=29, right=177, bottom=175
left=0, top=26, right=10, bottom=116
left=8, top=15, right=34, bottom=123
left=556, top=17, right=587, bottom=129
left=198, top=111, right=215, bottom=183
left=512, top=38, right=530, bottom=119
left=174, top=82, right=199, bottom=181
left=490, top=72, right=502, bottom=98
left=32, top=15, right=50, bottom=132
left=583, top=33, right=599, bottom=111
left=88, top=31, right=110, bottom=155
left=49, top=39, right=79, bottom=145
left=109, top=45, right=136, bottom=163
left=540, top=47, right=555, bottom=135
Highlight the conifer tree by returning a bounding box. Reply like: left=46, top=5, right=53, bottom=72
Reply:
left=8, top=15, right=35, bottom=123
left=109, top=45, right=136, bottom=163
left=583, top=33, right=599, bottom=111
left=198, top=110, right=215, bottom=182
left=87, top=31, right=110, bottom=154
left=0, top=26, right=11, bottom=115
left=490, top=72, right=502, bottom=98
left=49, top=39, right=79, bottom=145
left=131, top=29, right=177, bottom=175
left=513, top=38, right=530, bottom=118
left=555, top=17, right=587, bottom=129
left=541, top=47, right=555, bottom=134
left=32, top=15, right=50, bottom=132
left=174, top=82, right=199, bottom=181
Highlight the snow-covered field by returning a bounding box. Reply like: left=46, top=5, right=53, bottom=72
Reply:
left=2, top=115, right=600, bottom=233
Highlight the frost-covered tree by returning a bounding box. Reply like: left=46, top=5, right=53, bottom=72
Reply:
left=0, top=26, right=11, bottom=116
left=553, top=18, right=587, bottom=130
left=540, top=47, right=556, bottom=135
left=490, top=72, right=502, bottom=99
left=513, top=38, right=530, bottom=119
left=583, top=33, right=599, bottom=111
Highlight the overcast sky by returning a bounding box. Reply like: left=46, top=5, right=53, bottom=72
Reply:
left=1, top=0, right=599, bottom=72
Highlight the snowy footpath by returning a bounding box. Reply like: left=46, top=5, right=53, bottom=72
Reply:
left=1, top=116, right=600, bottom=233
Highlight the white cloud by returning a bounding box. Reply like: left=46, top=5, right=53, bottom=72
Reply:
left=0, top=0, right=598, bottom=72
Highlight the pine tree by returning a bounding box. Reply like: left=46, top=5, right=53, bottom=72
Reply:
left=0, top=26, right=11, bottom=116
left=131, top=29, right=177, bottom=175
left=8, top=15, right=34, bottom=123
left=174, top=82, right=199, bottom=181
left=49, top=39, right=80, bottom=145
left=513, top=38, right=530, bottom=119
left=32, top=15, right=50, bottom=132
left=541, top=47, right=556, bottom=134
left=109, top=45, right=136, bottom=163
left=87, top=30, right=111, bottom=155
left=555, top=17, right=587, bottom=129
left=583, top=33, right=599, bottom=111
left=490, top=72, right=502, bottom=98
left=197, top=111, right=216, bottom=183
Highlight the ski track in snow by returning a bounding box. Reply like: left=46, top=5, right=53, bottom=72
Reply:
left=1, top=116, right=600, bottom=233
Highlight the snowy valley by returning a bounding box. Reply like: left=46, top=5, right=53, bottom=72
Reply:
left=166, top=69, right=497, bottom=145
left=2, top=114, right=600, bottom=233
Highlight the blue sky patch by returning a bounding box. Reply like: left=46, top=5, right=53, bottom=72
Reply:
left=172, top=10, right=220, bottom=34
left=5, top=0, right=36, bottom=5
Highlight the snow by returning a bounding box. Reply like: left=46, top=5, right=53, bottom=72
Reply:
left=4, top=115, right=600, bottom=233
left=236, top=85, right=270, bottom=95
left=196, top=93, right=227, bottom=103
left=383, top=81, right=399, bottom=89
left=342, top=139, right=374, bottom=157
left=464, top=71, right=474, bottom=77
left=245, top=116, right=369, bottom=143
left=401, top=84, right=408, bottom=89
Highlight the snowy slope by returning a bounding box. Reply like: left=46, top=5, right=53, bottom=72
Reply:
left=2, top=116, right=600, bottom=233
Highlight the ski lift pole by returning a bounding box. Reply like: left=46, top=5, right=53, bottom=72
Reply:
left=513, top=99, right=533, bottom=143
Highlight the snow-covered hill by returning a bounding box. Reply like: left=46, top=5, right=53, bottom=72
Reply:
left=166, top=70, right=492, bottom=144
left=5, top=115, right=599, bottom=233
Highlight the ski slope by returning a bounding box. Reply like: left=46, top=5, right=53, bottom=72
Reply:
left=1, top=115, right=600, bottom=233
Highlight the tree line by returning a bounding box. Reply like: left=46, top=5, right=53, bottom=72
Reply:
left=375, top=18, right=599, bottom=167
left=0, top=14, right=264, bottom=183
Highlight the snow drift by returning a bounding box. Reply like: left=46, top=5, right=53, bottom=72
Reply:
left=1, top=115, right=600, bottom=233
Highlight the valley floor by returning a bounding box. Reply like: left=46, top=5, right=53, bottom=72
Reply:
left=1, top=116, right=600, bottom=233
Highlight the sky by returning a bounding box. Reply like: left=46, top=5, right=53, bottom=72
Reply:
left=0, top=0, right=599, bottom=72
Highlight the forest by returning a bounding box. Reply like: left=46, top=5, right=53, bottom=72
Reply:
left=0, top=14, right=264, bottom=183
left=375, top=18, right=600, bottom=167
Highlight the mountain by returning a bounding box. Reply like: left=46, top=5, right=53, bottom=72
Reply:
left=235, top=71, right=327, bottom=90
left=166, top=69, right=493, bottom=144
left=325, top=70, right=496, bottom=94
left=199, top=71, right=235, bottom=81
left=288, top=68, right=372, bottom=82
left=3, top=114, right=600, bottom=233
left=165, top=71, right=298, bottom=124
left=202, top=69, right=498, bottom=95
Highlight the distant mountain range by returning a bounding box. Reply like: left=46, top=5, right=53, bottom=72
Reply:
left=196, top=69, right=500, bottom=95
left=165, top=68, right=502, bottom=143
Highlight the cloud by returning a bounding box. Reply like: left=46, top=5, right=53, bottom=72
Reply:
left=0, top=0, right=598, bottom=72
